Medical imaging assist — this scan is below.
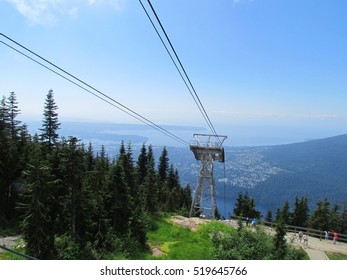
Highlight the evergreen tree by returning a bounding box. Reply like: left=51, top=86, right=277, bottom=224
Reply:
left=0, top=96, right=10, bottom=219
left=59, top=137, right=86, bottom=239
left=265, top=210, right=273, bottom=223
left=275, top=208, right=282, bottom=223
left=329, top=204, right=342, bottom=233
left=40, top=89, right=60, bottom=152
left=19, top=144, right=59, bottom=259
left=136, top=143, right=148, bottom=186
left=273, top=216, right=287, bottom=259
left=141, top=153, right=158, bottom=213
left=108, top=161, right=131, bottom=234
left=167, top=165, right=181, bottom=212
left=88, top=145, right=110, bottom=251
left=291, top=196, right=309, bottom=227
left=7, top=92, right=21, bottom=140
left=118, top=142, right=136, bottom=200
left=158, top=146, right=169, bottom=182
left=233, top=192, right=260, bottom=219
left=181, top=184, right=192, bottom=215
left=233, top=193, right=243, bottom=217
left=0, top=93, right=24, bottom=220
left=157, top=147, right=170, bottom=211
left=280, top=201, right=291, bottom=225
left=342, top=201, right=347, bottom=234
left=309, top=198, right=330, bottom=230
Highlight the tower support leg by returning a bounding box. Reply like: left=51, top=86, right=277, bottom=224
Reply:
left=190, top=155, right=216, bottom=219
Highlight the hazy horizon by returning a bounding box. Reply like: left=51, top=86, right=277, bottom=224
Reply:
left=24, top=118, right=347, bottom=148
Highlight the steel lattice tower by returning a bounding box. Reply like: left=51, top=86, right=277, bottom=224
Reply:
left=189, top=134, right=227, bottom=219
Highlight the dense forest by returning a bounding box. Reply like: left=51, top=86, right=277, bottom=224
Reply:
left=0, top=90, right=192, bottom=259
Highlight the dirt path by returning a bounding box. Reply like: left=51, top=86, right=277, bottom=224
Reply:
left=0, top=236, right=20, bottom=252
left=283, top=230, right=347, bottom=258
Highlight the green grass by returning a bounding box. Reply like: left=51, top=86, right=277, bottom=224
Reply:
left=144, top=215, right=236, bottom=260
left=326, top=252, right=347, bottom=260
left=0, top=238, right=27, bottom=260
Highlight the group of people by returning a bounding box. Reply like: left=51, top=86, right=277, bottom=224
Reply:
left=324, top=230, right=338, bottom=244
left=245, top=217, right=257, bottom=227
left=296, top=230, right=339, bottom=246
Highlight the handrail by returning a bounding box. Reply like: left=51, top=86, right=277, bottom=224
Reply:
left=264, top=222, right=347, bottom=243
left=228, top=215, right=347, bottom=243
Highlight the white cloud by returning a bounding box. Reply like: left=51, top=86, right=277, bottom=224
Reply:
left=7, top=0, right=56, bottom=24
left=6, top=0, right=124, bottom=24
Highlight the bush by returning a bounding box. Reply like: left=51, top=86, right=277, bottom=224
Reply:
left=212, top=228, right=274, bottom=260
left=55, top=234, right=82, bottom=260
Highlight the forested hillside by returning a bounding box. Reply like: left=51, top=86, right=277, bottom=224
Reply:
left=0, top=91, right=192, bottom=259
left=246, top=135, right=347, bottom=211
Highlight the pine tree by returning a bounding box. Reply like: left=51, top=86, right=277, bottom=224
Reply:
left=19, top=144, right=59, bottom=259
left=291, top=196, right=309, bottom=227
left=233, top=192, right=260, bottom=219
left=309, top=198, right=330, bottom=230
left=59, top=137, right=86, bottom=239
left=233, top=193, right=243, bottom=217
left=7, top=92, right=21, bottom=140
left=108, top=161, right=131, bottom=234
left=0, top=96, right=10, bottom=219
left=141, top=154, right=158, bottom=213
left=341, top=201, right=347, bottom=234
left=329, top=204, right=342, bottom=232
left=181, top=184, right=192, bottom=215
left=265, top=210, right=273, bottom=223
left=158, top=146, right=169, bottom=182
left=40, top=89, right=60, bottom=152
left=136, top=143, right=148, bottom=186
left=281, top=201, right=291, bottom=225
left=273, top=216, right=287, bottom=259
left=0, top=93, right=24, bottom=220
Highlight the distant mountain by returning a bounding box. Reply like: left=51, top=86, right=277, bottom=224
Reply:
left=173, top=134, right=347, bottom=216
left=244, top=134, right=347, bottom=212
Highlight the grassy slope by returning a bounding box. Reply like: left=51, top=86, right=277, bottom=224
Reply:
left=325, top=252, right=347, bottom=260
left=144, top=215, right=235, bottom=260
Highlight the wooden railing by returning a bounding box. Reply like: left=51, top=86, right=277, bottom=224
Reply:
left=228, top=215, right=347, bottom=243
left=263, top=221, right=347, bottom=243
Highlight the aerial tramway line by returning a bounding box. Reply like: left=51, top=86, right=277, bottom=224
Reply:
left=0, top=1, right=229, bottom=219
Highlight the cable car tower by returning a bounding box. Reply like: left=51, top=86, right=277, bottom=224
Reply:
left=190, top=133, right=227, bottom=219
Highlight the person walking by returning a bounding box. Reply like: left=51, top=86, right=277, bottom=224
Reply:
left=303, top=232, right=308, bottom=247
left=298, top=231, right=303, bottom=243
left=245, top=217, right=249, bottom=227
left=333, top=231, right=338, bottom=244
left=324, top=230, right=329, bottom=240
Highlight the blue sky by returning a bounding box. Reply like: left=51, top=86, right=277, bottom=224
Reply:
left=1, top=0, right=346, bottom=145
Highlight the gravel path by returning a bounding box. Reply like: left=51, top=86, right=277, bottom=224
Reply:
left=0, top=236, right=20, bottom=252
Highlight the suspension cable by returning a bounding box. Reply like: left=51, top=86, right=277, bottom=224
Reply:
left=0, top=34, right=190, bottom=146
left=139, top=0, right=221, bottom=143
